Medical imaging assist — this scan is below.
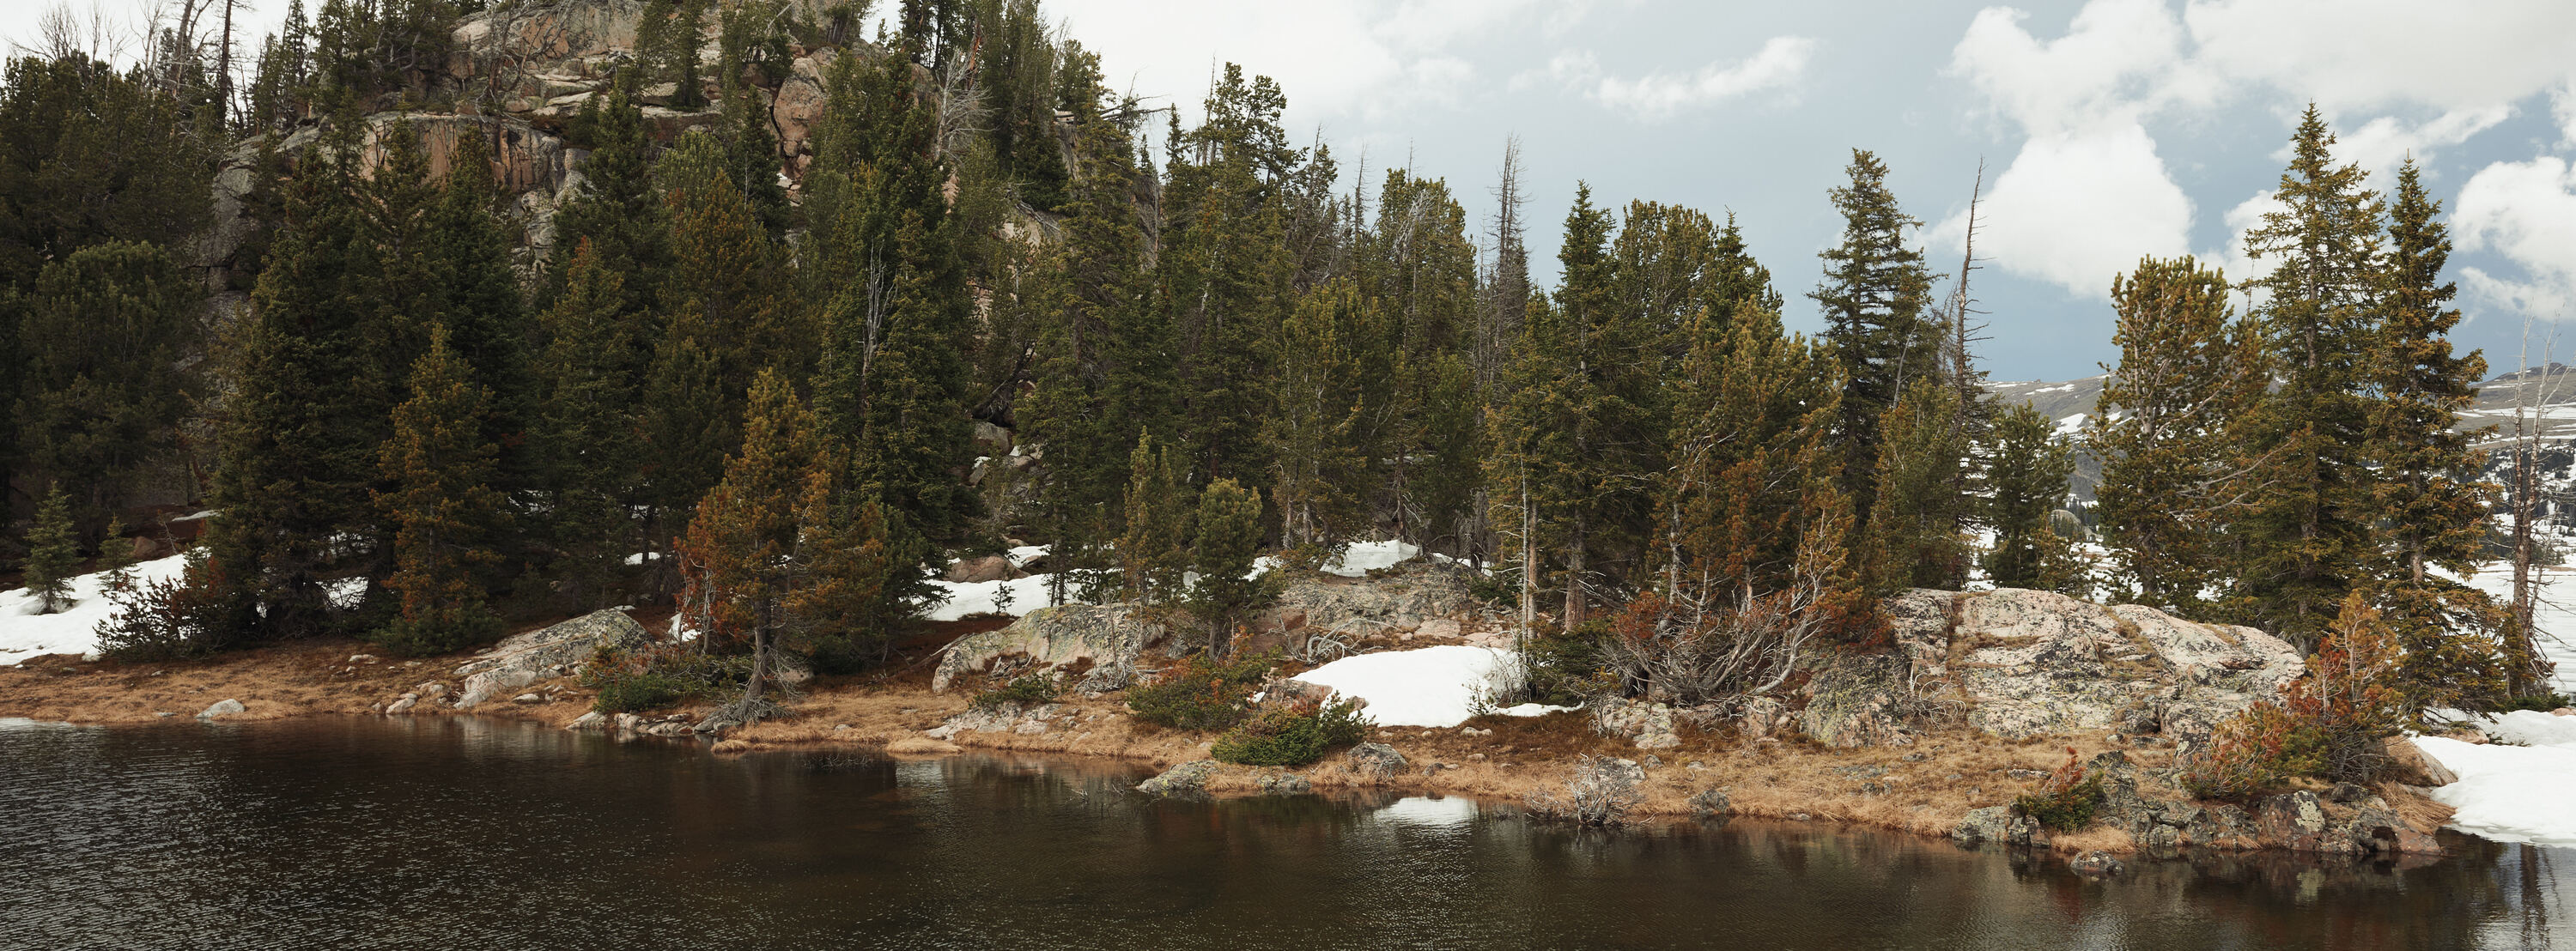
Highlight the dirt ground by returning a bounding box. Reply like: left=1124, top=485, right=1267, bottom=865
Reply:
left=0, top=630, right=2450, bottom=858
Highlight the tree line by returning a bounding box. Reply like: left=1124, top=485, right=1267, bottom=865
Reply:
left=0, top=0, right=2544, bottom=713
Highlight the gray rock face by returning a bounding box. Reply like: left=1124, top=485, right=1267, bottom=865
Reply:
left=1687, top=787, right=1732, bottom=818
left=2069, top=851, right=2125, bottom=875
left=567, top=711, right=607, bottom=730
left=1255, top=771, right=1313, bottom=796
left=1803, top=588, right=2301, bottom=747
left=1263, top=561, right=1485, bottom=635
left=453, top=609, right=648, bottom=709
left=1345, top=742, right=1409, bottom=779
left=1595, top=699, right=1682, bottom=750
left=1951, top=806, right=2051, bottom=849
left=932, top=604, right=1169, bottom=693
left=196, top=699, right=246, bottom=720
left=1138, top=760, right=1220, bottom=797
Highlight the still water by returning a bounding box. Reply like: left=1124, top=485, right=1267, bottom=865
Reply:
left=0, top=716, right=2567, bottom=950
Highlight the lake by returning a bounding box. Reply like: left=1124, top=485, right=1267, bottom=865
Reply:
left=1, top=716, right=2567, bottom=949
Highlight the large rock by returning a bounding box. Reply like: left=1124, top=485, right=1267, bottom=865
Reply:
left=453, top=609, right=649, bottom=709
left=2380, top=736, right=2460, bottom=787
left=1344, top=742, right=1408, bottom=779
left=197, top=699, right=246, bottom=720
left=1822, top=588, right=2301, bottom=746
left=931, top=604, right=1169, bottom=693
left=1138, top=760, right=1219, bottom=797
left=1261, top=560, right=1485, bottom=636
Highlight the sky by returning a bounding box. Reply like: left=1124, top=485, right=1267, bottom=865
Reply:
left=9, top=0, right=2576, bottom=382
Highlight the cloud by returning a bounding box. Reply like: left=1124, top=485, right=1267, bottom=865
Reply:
left=1541, top=36, right=1818, bottom=121
left=2182, top=0, right=2576, bottom=116
left=1932, top=124, right=2194, bottom=297
left=2336, top=106, right=2515, bottom=179
left=1043, top=0, right=1601, bottom=124
left=2455, top=156, right=2576, bottom=320
left=1949, top=0, right=2206, bottom=136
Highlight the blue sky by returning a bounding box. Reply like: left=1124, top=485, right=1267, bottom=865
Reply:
left=11, top=0, right=2574, bottom=382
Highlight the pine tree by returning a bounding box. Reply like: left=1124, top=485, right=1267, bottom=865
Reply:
left=9, top=241, right=197, bottom=531
left=1163, top=64, right=1297, bottom=486
left=1662, top=300, right=1842, bottom=605
left=1984, top=404, right=2075, bottom=591
left=2093, top=255, right=2267, bottom=613
left=535, top=241, right=653, bottom=608
left=2233, top=106, right=2384, bottom=642
left=2369, top=158, right=2511, bottom=706
left=676, top=370, right=819, bottom=716
left=640, top=334, right=734, bottom=571
left=374, top=324, right=509, bottom=656
left=1810, top=150, right=1940, bottom=527
left=1120, top=433, right=1189, bottom=604
left=1190, top=477, right=1267, bottom=655
left=22, top=483, right=80, bottom=615
left=1267, top=281, right=1374, bottom=549
left=205, top=131, right=389, bottom=640
left=546, top=82, right=665, bottom=309
left=1867, top=383, right=1970, bottom=591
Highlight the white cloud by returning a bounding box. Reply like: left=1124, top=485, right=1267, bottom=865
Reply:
left=1933, top=124, right=2194, bottom=297
left=1559, top=35, right=1819, bottom=121
left=1949, top=0, right=2206, bottom=136
left=2336, top=106, right=2515, bottom=180
left=2455, top=157, right=2576, bottom=320
left=2182, top=0, right=2576, bottom=116
left=2201, top=188, right=2282, bottom=292
left=1045, top=0, right=1600, bottom=125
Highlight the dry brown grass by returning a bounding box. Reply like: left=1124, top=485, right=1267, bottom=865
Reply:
left=0, top=639, right=589, bottom=725
left=9, top=632, right=2408, bottom=859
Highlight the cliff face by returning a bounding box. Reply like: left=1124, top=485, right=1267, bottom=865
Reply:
left=201, top=0, right=905, bottom=289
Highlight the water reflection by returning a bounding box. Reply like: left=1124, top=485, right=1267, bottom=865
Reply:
left=0, top=717, right=2566, bottom=949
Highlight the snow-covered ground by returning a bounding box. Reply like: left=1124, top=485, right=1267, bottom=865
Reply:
left=0, top=554, right=191, bottom=665
left=1291, top=645, right=1574, bottom=728
left=2445, top=562, right=2576, bottom=696
left=2420, top=711, right=2576, bottom=847
left=926, top=540, right=1456, bottom=622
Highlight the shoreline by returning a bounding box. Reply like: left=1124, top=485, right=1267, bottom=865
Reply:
left=0, top=638, right=2464, bottom=865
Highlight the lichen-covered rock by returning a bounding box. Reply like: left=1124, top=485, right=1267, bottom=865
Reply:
left=197, top=699, right=246, bottom=720
left=1796, top=651, right=1921, bottom=748
left=1594, top=698, right=1683, bottom=750
left=453, top=609, right=649, bottom=709
left=1946, top=590, right=2300, bottom=740
left=1262, top=561, right=1485, bottom=635
left=1138, top=760, right=1219, bottom=797
left=1687, top=787, right=1732, bottom=818
left=1255, top=771, right=1313, bottom=796
left=1949, top=805, right=2050, bottom=849
left=2069, top=851, right=2124, bottom=875
left=933, top=604, right=1169, bottom=693
left=1345, top=742, right=1408, bottom=779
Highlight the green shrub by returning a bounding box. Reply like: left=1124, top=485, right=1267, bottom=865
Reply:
left=1211, top=698, right=1371, bottom=766
left=972, top=674, right=1059, bottom=709
left=805, top=634, right=887, bottom=676
left=2503, top=691, right=2570, bottom=712
left=1520, top=621, right=1613, bottom=706
left=1126, top=651, right=1273, bottom=730
left=581, top=648, right=756, bottom=713
left=94, top=554, right=234, bottom=662
left=2013, top=746, right=2104, bottom=831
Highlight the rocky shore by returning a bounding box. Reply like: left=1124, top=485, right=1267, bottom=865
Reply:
left=0, top=562, right=2483, bottom=868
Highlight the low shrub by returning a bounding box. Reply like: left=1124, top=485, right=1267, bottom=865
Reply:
left=2502, top=690, right=2570, bottom=713
left=1126, top=651, right=1273, bottom=730
left=805, top=634, right=889, bottom=676
left=972, top=674, right=1060, bottom=710
left=2186, top=593, right=2409, bottom=798
left=1210, top=697, right=1370, bottom=766
left=94, top=554, right=235, bottom=663
left=2013, top=746, right=2105, bottom=831
left=1527, top=754, right=1645, bottom=826
left=581, top=647, right=756, bottom=713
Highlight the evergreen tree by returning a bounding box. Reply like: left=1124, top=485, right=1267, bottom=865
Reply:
left=639, top=334, right=734, bottom=572
left=1810, top=150, right=1940, bottom=527
left=676, top=370, right=818, bottom=716
left=22, top=483, right=79, bottom=614
left=1190, top=477, right=1267, bottom=655
left=204, top=131, right=388, bottom=640
left=1162, top=64, right=1297, bottom=486
left=1662, top=301, right=1842, bottom=605
left=1119, top=433, right=1189, bottom=604
left=0, top=56, right=215, bottom=288
left=2233, top=106, right=2384, bottom=642
left=2369, top=158, right=2511, bottom=706
left=2093, top=255, right=2267, bottom=613
left=1984, top=404, right=2074, bottom=591
left=1867, top=383, right=1970, bottom=591
left=1267, top=281, right=1375, bottom=548
left=547, top=82, right=666, bottom=308
left=9, top=241, right=197, bottom=532
left=534, top=241, right=653, bottom=609
left=374, top=324, right=509, bottom=656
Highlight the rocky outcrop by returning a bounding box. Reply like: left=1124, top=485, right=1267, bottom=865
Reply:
left=931, top=604, right=1170, bottom=693
left=1138, top=760, right=1219, bottom=797
left=453, top=609, right=649, bottom=709
left=197, top=699, right=246, bottom=720
left=1800, top=588, right=2301, bottom=748
left=1594, top=699, right=1681, bottom=750
left=1344, top=742, right=1408, bottom=779
left=1261, top=561, right=1486, bottom=637
left=1957, top=750, right=2444, bottom=857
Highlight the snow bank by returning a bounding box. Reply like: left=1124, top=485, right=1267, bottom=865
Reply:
left=0, top=554, right=191, bottom=665
left=2418, top=715, right=2576, bottom=847
left=1323, top=540, right=1421, bottom=577
left=1291, top=645, right=1569, bottom=728
left=924, top=546, right=1062, bottom=621
left=2440, top=563, right=2576, bottom=695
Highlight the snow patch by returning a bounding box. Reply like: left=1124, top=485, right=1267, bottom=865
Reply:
left=1291, top=645, right=1549, bottom=728
left=0, top=555, right=192, bottom=665
left=2418, top=713, right=2576, bottom=847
